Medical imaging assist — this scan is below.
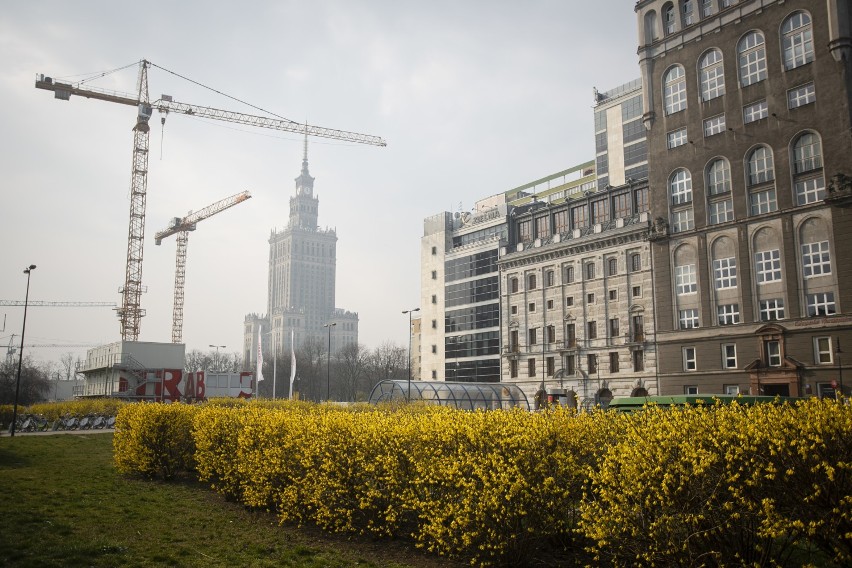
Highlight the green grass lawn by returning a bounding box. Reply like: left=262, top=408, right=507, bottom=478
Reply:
left=0, top=433, right=456, bottom=568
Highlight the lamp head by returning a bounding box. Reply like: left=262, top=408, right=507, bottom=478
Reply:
left=24, top=264, right=36, bottom=274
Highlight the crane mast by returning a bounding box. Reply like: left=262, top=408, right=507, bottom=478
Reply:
left=34, top=60, right=386, bottom=342
left=155, top=191, right=252, bottom=343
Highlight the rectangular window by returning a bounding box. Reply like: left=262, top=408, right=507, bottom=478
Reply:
left=788, top=82, right=816, bottom=109
left=547, top=299, right=554, bottom=310
left=529, top=302, right=536, bottom=313
left=431, top=270, right=437, bottom=280
left=709, top=200, right=734, bottom=224
left=553, top=210, right=569, bottom=234
left=609, top=289, right=617, bottom=301
left=750, top=189, right=778, bottom=215
left=528, top=274, right=537, bottom=290
left=592, top=199, right=610, bottom=224
left=535, top=216, right=549, bottom=239
left=609, top=318, right=620, bottom=338
left=703, top=114, right=726, bottom=137
left=722, top=344, right=737, bottom=368
left=566, top=296, right=574, bottom=307
left=672, top=209, right=694, bottom=233
left=431, top=319, right=437, bottom=329
left=814, top=336, right=833, bottom=364
left=566, top=355, right=575, bottom=374
left=724, top=384, right=740, bottom=395
left=571, top=205, right=589, bottom=229
left=431, top=344, right=437, bottom=354
left=511, top=305, right=518, bottom=315
left=510, top=359, right=518, bottom=378
left=632, top=285, right=642, bottom=298
left=667, top=127, right=688, bottom=149
left=807, top=292, right=836, bottom=316
left=528, top=328, right=537, bottom=345
left=565, top=266, right=574, bottom=283
left=588, top=354, right=598, bottom=374
left=676, top=264, right=697, bottom=295
left=755, top=249, right=782, bottom=283
left=685, top=385, right=699, bottom=395
left=714, top=257, right=738, bottom=290
left=566, top=324, right=576, bottom=348
left=631, top=253, right=641, bottom=272
left=702, top=0, right=714, bottom=17
left=795, top=177, right=826, bottom=206
left=588, top=321, right=597, bottom=340
left=767, top=340, right=781, bottom=366
left=546, top=325, right=556, bottom=344
left=679, top=308, right=699, bottom=329
left=743, top=100, right=768, bottom=123
left=802, top=241, right=832, bottom=277
left=760, top=299, right=785, bottom=321
left=431, top=294, right=437, bottom=304
left=528, top=358, right=536, bottom=377
left=717, top=304, right=741, bottom=325
left=546, top=356, right=555, bottom=376
left=634, top=187, right=650, bottom=213
left=607, top=258, right=618, bottom=276
left=613, top=192, right=631, bottom=218
left=586, top=262, right=596, bottom=280
left=633, top=350, right=645, bottom=372
left=546, top=270, right=555, bottom=287
left=518, top=220, right=532, bottom=243
left=587, top=293, right=595, bottom=304
left=683, top=347, right=697, bottom=371
left=610, top=352, right=620, bottom=373
left=431, top=246, right=437, bottom=255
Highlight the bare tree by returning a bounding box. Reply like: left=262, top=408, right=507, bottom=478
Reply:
left=0, top=356, right=51, bottom=405
left=367, top=341, right=407, bottom=393
left=60, top=352, right=76, bottom=381
left=336, top=342, right=370, bottom=401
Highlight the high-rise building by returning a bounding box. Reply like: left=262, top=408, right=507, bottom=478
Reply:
left=636, top=0, right=852, bottom=397
left=421, top=195, right=509, bottom=382
left=244, top=141, right=358, bottom=369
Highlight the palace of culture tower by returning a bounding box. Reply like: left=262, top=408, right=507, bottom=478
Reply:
left=243, top=140, right=358, bottom=367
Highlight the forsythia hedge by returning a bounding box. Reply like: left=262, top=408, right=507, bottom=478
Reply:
left=113, top=398, right=852, bottom=566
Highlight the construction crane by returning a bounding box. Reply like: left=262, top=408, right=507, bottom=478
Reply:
left=35, top=59, right=387, bottom=342
left=0, top=301, right=116, bottom=307
left=155, top=191, right=252, bottom=343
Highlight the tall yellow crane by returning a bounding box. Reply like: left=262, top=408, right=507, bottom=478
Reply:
left=35, top=59, right=386, bottom=341
left=155, top=191, right=252, bottom=343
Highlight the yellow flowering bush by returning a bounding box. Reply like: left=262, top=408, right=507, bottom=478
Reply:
left=113, top=402, right=197, bottom=479
left=29, top=398, right=126, bottom=421
left=112, top=397, right=852, bottom=566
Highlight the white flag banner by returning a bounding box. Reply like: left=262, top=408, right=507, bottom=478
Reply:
left=256, top=329, right=265, bottom=383
left=289, top=329, right=297, bottom=399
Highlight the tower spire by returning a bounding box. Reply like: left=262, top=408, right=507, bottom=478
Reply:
left=295, top=128, right=315, bottom=196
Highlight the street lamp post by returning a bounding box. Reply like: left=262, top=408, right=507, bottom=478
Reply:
left=323, top=322, right=336, bottom=401
left=209, top=344, right=225, bottom=372
left=11, top=264, right=36, bottom=437
left=402, top=308, right=420, bottom=402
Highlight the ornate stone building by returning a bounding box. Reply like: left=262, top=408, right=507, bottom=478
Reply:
left=636, top=0, right=852, bottom=397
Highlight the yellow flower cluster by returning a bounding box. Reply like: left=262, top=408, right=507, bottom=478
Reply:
left=113, top=401, right=195, bottom=479
left=28, top=398, right=126, bottom=421
left=112, top=398, right=851, bottom=566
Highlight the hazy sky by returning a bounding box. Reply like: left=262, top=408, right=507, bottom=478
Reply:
left=0, top=1, right=641, bottom=366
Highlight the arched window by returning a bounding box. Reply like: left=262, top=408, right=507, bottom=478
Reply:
left=664, top=65, right=688, bottom=114
left=644, top=10, right=659, bottom=44
left=699, top=49, right=725, bottom=101
left=669, top=169, right=694, bottom=233
left=746, top=146, right=777, bottom=215
left=663, top=3, right=677, bottom=35
left=670, top=169, right=693, bottom=205
left=706, top=158, right=733, bottom=225
left=528, top=273, right=537, bottom=290
left=782, top=11, right=814, bottom=70
left=747, top=146, right=775, bottom=185
left=792, top=132, right=825, bottom=205
left=738, top=31, right=767, bottom=86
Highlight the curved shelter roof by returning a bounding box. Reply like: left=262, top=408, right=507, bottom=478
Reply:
left=368, top=380, right=530, bottom=411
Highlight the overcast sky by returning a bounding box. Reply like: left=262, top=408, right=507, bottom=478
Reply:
left=0, top=1, right=641, bottom=367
